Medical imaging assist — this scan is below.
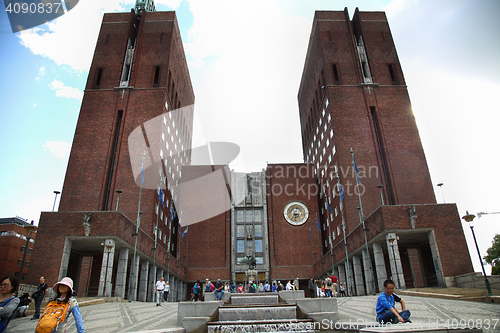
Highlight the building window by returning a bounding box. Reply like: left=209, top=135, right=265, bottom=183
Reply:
left=256, top=257, right=264, bottom=264
left=237, top=225, right=244, bottom=237
left=153, top=66, right=160, bottom=87
left=388, top=64, right=398, bottom=85
left=20, top=245, right=25, bottom=253
left=28, top=248, right=32, bottom=255
left=255, top=239, right=263, bottom=252
left=17, top=259, right=22, bottom=266
left=332, top=64, right=340, bottom=85
left=254, top=224, right=262, bottom=237
left=94, top=68, right=103, bottom=89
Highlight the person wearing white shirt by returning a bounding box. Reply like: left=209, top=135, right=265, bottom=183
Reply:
left=155, top=277, right=166, bottom=306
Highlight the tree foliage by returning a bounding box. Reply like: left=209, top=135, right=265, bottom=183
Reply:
left=484, top=234, right=500, bottom=275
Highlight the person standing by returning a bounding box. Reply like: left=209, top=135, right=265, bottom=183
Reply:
left=308, top=278, right=315, bottom=298
left=339, top=282, right=346, bottom=297
left=230, top=281, right=236, bottom=293
left=264, top=281, right=271, bottom=292
left=330, top=273, right=338, bottom=297
left=193, top=281, right=200, bottom=302
left=314, top=277, right=322, bottom=297
left=155, top=277, right=166, bottom=306
left=324, top=276, right=333, bottom=297
left=31, top=276, right=47, bottom=320
left=163, top=281, right=170, bottom=302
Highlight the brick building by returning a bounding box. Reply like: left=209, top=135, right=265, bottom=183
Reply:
left=296, top=9, right=473, bottom=294
left=0, top=217, right=37, bottom=283
left=28, top=1, right=194, bottom=301
left=28, top=6, right=474, bottom=300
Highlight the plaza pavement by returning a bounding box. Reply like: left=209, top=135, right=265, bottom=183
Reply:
left=5, top=295, right=500, bottom=333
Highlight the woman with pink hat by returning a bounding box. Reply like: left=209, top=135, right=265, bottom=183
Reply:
left=35, top=277, right=85, bottom=333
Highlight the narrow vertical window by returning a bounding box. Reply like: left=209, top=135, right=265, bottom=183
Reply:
left=388, top=64, right=397, bottom=85
left=153, top=66, right=160, bottom=87
left=332, top=64, right=340, bottom=85
left=94, top=68, right=103, bottom=89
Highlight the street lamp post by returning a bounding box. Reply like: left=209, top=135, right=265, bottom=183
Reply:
left=462, top=211, right=493, bottom=297
left=377, top=185, right=384, bottom=206
left=52, top=191, right=60, bottom=212
left=115, top=190, right=123, bottom=211
left=437, top=183, right=445, bottom=203
left=19, top=221, right=37, bottom=283
left=388, top=236, right=401, bottom=290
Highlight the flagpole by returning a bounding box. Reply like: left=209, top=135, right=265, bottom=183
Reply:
left=338, top=177, right=353, bottom=296
left=351, top=147, right=375, bottom=295
left=185, top=215, right=188, bottom=282
left=325, top=198, right=335, bottom=274
left=152, top=173, right=163, bottom=302
left=309, top=213, right=315, bottom=276
left=129, top=151, right=145, bottom=301
left=166, top=205, right=173, bottom=292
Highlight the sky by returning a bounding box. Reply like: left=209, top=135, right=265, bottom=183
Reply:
left=0, top=0, right=499, bottom=274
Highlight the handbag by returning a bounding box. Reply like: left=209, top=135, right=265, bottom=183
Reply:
left=31, top=291, right=39, bottom=299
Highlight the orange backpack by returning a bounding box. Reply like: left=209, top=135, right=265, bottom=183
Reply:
left=35, top=300, right=70, bottom=333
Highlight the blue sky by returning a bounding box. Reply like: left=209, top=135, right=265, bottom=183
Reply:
left=1, top=0, right=499, bottom=274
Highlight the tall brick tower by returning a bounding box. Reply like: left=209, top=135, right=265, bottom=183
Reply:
left=29, top=0, right=194, bottom=301
left=298, top=9, right=473, bottom=294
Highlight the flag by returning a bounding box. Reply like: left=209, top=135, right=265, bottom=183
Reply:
left=352, top=153, right=361, bottom=184
left=315, top=213, right=321, bottom=232
left=178, top=212, right=182, bottom=231
left=339, top=182, right=345, bottom=202
left=171, top=205, right=174, bottom=221
left=181, top=226, right=188, bottom=241
left=159, top=187, right=165, bottom=209
left=326, top=198, right=334, bottom=213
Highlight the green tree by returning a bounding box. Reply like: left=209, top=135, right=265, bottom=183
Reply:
left=484, top=234, right=500, bottom=275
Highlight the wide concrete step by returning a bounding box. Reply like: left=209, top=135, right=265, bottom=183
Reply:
left=230, top=293, right=279, bottom=305
left=218, top=304, right=297, bottom=321
left=207, top=319, right=315, bottom=333
left=333, top=322, right=483, bottom=332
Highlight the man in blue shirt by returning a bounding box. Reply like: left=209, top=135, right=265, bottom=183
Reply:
left=376, top=279, right=411, bottom=324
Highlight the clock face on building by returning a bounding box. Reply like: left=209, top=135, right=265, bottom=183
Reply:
left=283, top=201, right=309, bottom=226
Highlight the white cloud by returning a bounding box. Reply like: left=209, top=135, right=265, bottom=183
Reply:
left=154, top=0, right=182, bottom=9
left=18, top=0, right=133, bottom=71
left=35, top=66, right=45, bottom=82
left=49, top=79, right=83, bottom=101
left=43, top=141, right=72, bottom=158
left=184, top=0, right=309, bottom=169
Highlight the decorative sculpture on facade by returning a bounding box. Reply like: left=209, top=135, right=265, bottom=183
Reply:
left=240, top=249, right=257, bottom=270
left=408, top=206, right=417, bottom=229
left=83, top=213, right=93, bottom=236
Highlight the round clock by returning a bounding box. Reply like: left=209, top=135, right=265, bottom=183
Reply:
left=283, top=201, right=309, bottom=226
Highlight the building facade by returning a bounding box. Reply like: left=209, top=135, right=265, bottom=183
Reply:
left=0, top=217, right=37, bottom=283
left=27, top=7, right=474, bottom=300
left=28, top=4, right=194, bottom=301
left=296, top=9, right=473, bottom=294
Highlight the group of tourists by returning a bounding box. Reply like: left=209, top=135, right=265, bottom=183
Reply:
left=308, top=273, right=344, bottom=298
left=0, top=275, right=85, bottom=333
